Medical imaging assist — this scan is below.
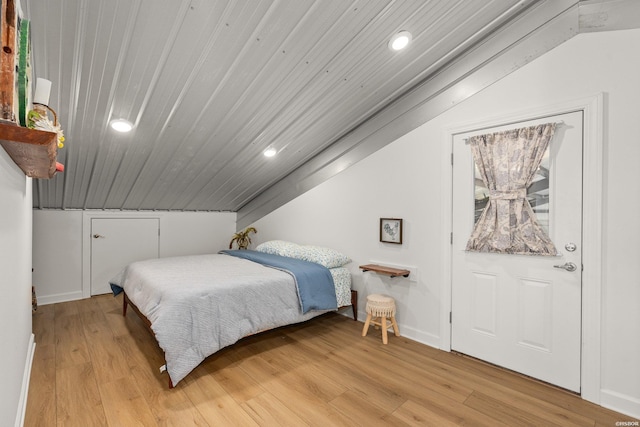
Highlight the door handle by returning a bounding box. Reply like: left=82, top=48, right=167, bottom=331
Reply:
left=93, top=234, right=105, bottom=239
left=553, top=262, right=577, bottom=272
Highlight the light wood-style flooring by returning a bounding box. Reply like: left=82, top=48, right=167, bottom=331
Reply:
left=26, top=294, right=634, bottom=426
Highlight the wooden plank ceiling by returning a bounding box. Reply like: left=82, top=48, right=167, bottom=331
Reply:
left=24, top=0, right=538, bottom=212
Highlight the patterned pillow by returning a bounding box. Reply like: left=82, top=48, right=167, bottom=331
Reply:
left=256, top=240, right=351, bottom=268
left=330, top=267, right=352, bottom=307
left=299, top=245, right=351, bottom=268
left=255, top=240, right=301, bottom=258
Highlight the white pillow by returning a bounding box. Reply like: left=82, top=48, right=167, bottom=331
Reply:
left=298, top=245, right=351, bottom=268
left=255, top=240, right=301, bottom=257
left=255, top=240, right=351, bottom=268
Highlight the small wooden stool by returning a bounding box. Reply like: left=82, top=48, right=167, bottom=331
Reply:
left=361, top=294, right=400, bottom=344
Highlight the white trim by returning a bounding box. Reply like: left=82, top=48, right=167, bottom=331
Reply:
left=579, top=93, right=604, bottom=404
left=440, top=137, right=454, bottom=351
left=400, top=325, right=441, bottom=350
left=353, top=310, right=440, bottom=348
left=37, top=290, right=84, bottom=306
left=441, top=93, right=603, bottom=404
left=15, top=334, right=35, bottom=427
left=600, top=389, right=640, bottom=419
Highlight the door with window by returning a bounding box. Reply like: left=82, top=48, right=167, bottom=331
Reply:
left=451, top=111, right=583, bottom=392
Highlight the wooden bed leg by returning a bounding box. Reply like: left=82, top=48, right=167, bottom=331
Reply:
left=351, top=290, right=358, bottom=321
left=122, top=293, right=128, bottom=316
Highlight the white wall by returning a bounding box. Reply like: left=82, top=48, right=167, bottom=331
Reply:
left=251, top=29, right=640, bottom=418
left=0, top=148, right=34, bottom=426
left=33, top=210, right=83, bottom=303
left=33, top=210, right=236, bottom=304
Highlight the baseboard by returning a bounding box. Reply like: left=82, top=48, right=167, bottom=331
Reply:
left=15, top=334, right=35, bottom=427
left=600, top=388, right=640, bottom=420
left=354, top=308, right=441, bottom=349
left=36, top=290, right=84, bottom=306
left=399, top=324, right=441, bottom=349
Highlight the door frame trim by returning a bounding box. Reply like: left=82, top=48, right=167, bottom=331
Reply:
left=441, top=93, right=603, bottom=404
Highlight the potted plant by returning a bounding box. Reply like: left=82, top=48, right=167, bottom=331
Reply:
left=228, top=227, right=257, bottom=250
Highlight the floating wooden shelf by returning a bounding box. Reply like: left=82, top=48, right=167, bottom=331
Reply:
left=0, top=121, right=60, bottom=179
left=359, top=264, right=410, bottom=278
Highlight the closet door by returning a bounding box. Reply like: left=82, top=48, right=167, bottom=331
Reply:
left=90, top=218, right=159, bottom=295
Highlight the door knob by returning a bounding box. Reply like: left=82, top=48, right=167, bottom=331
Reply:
left=553, top=262, right=577, bottom=272
left=93, top=234, right=105, bottom=238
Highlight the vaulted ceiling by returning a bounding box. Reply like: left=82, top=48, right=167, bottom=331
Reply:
left=24, top=0, right=547, bottom=213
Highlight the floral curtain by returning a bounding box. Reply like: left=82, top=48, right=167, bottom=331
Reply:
left=465, top=123, right=558, bottom=255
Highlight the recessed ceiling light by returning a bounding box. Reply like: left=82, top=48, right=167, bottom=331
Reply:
left=110, top=119, right=133, bottom=133
left=388, top=31, right=412, bottom=51
left=263, top=147, right=277, bottom=157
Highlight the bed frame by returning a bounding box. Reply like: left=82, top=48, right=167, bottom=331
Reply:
left=121, top=289, right=358, bottom=388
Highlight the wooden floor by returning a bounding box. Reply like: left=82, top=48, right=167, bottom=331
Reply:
left=26, top=295, right=634, bottom=426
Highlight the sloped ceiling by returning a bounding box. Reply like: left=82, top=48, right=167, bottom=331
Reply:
left=24, top=0, right=542, bottom=212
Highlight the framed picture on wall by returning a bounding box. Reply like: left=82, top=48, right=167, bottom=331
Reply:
left=380, top=218, right=403, bottom=244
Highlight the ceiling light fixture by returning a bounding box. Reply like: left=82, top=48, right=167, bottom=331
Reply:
left=110, top=119, right=133, bottom=133
left=388, top=31, right=412, bottom=51
left=263, top=147, right=277, bottom=158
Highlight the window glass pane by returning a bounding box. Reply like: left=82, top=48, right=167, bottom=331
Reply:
left=473, top=147, right=550, bottom=233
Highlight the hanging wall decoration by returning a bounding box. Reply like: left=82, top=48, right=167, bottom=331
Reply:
left=17, top=17, right=31, bottom=127
left=465, top=123, right=558, bottom=255
left=380, top=218, right=403, bottom=244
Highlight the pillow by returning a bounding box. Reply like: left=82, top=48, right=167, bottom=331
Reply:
left=255, top=240, right=351, bottom=268
left=329, top=267, right=352, bottom=307
left=298, top=245, right=351, bottom=268
left=255, top=240, right=301, bottom=258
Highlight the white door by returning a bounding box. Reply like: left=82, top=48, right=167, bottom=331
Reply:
left=91, top=218, right=160, bottom=295
left=451, top=111, right=583, bottom=392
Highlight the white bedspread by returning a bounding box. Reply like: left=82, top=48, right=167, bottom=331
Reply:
left=110, top=253, right=331, bottom=385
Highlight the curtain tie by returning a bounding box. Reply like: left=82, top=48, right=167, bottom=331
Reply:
left=489, top=189, right=526, bottom=200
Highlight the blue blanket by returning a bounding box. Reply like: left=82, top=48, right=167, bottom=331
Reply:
left=220, top=250, right=337, bottom=313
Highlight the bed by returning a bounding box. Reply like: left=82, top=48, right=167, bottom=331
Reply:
left=109, top=242, right=356, bottom=387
